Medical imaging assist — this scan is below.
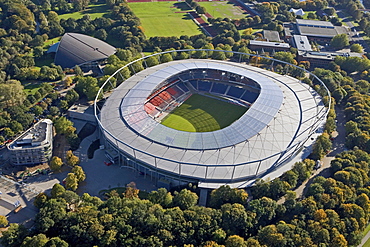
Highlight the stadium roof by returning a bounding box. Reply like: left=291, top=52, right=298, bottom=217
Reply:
left=99, top=60, right=326, bottom=183
left=54, top=33, right=116, bottom=69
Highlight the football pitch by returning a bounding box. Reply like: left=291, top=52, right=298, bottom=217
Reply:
left=198, top=1, right=248, bottom=19
left=128, top=2, right=202, bottom=37
left=161, top=94, right=247, bottom=132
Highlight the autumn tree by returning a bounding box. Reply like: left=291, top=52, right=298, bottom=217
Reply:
left=65, top=173, right=78, bottom=191
left=50, top=156, right=63, bottom=172
left=72, top=165, right=86, bottom=183
left=66, top=150, right=80, bottom=167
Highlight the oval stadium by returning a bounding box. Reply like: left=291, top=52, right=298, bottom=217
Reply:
left=96, top=52, right=329, bottom=189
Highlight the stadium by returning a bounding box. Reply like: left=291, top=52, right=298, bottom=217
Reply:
left=95, top=50, right=329, bottom=189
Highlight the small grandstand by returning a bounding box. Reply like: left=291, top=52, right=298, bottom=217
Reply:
left=144, top=69, right=260, bottom=122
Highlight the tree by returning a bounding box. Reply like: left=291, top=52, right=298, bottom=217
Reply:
left=64, top=77, right=73, bottom=88
left=125, top=181, right=139, bottom=199
left=50, top=156, right=63, bottom=172
left=66, top=150, right=80, bottom=167
left=273, top=51, right=296, bottom=65
left=65, top=173, right=79, bottom=191
left=0, top=215, right=8, bottom=227
left=54, top=117, right=73, bottom=135
left=21, top=233, right=49, bottom=247
left=51, top=183, right=66, bottom=198
left=0, top=80, right=26, bottom=109
left=148, top=188, right=173, bottom=207
left=209, top=185, right=248, bottom=208
left=225, top=235, right=246, bottom=247
left=45, top=237, right=69, bottom=247
left=74, top=65, right=83, bottom=76
left=72, top=166, right=86, bottom=183
left=0, top=223, right=28, bottom=247
left=330, top=34, right=349, bottom=49
left=350, top=43, right=363, bottom=53
left=173, top=189, right=198, bottom=210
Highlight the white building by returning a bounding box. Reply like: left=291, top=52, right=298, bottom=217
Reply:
left=8, top=119, right=53, bottom=165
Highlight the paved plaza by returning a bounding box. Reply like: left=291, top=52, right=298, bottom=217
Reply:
left=0, top=122, right=157, bottom=227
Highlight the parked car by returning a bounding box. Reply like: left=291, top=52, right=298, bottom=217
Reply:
left=315, top=160, right=322, bottom=170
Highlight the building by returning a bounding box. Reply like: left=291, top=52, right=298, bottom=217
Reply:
left=48, top=33, right=116, bottom=70
left=8, top=119, right=53, bottom=166
left=249, top=40, right=291, bottom=52
left=289, top=8, right=305, bottom=16
left=68, top=103, right=96, bottom=123
left=262, top=30, right=281, bottom=42
left=295, top=19, right=349, bottom=41
left=96, top=54, right=329, bottom=189
left=297, top=51, right=363, bottom=68
left=291, top=35, right=313, bottom=51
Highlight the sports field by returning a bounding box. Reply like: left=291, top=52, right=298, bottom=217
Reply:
left=198, top=1, right=248, bottom=19
left=161, top=94, right=247, bottom=132
left=128, top=2, right=202, bottom=37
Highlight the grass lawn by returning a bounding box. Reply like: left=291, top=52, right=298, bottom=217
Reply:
left=362, top=224, right=370, bottom=247
left=161, top=94, right=247, bottom=132
left=58, top=3, right=110, bottom=20
left=198, top=1, right=248, bottom=19
left=128, top=2, right=202, bottom=37
left=364, top=237, right=370, bottom=247
left=44, top=37, right=61, bottom=49
left=23, top=81, right=44, bottom=95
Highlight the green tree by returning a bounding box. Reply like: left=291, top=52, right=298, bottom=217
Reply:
left=350, top=43, right=363, bottom=53
left=1, top=223, right=29, bottom=247
left=173, top=189, right=198, bottom=210
left=74, top=65, right=83, bottom=76
left=273, top=51, right=296, bottom=65
left=330, top=34, right=350, bottom=49
left=54, top=117, right=73, bottom=135
left=65, top=173, right=79, bottom=191
left=45, top=237, right=69, bottom=247
left=51, top=183, right=66, bottom=198
left=209, top=185, right=248, bottom=208
left=50, top=156, right=63, bottom=172
left=225, top=235, right=246, bottom=247
left=21, top=233, right=49, bottom=247
left=148, top=188, right=173, bottom=208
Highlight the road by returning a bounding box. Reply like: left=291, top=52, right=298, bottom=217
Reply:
left=279, top=105, right=347, bottom=204
left=336, top=9, right=370, bottom=53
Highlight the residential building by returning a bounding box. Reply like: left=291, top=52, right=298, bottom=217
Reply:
left=8, top=119, right=53, bottom=166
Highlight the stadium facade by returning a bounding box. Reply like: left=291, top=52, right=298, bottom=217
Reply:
left=96, top=51, right=329, bottom=189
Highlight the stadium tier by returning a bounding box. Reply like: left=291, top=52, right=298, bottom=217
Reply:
left=97, top=58, right=328, bottom=189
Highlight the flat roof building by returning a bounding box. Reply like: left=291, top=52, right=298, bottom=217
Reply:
left=297, top=51, right=363, bottom=68
left=296, top=19, right=349, bottom=40
left=291, top=35, right=313, bottom=51
left=249, top=40, right=291, bottom=52
left=262, top=30, right=281, bottom=42
left=8, top=119, right=53, bottom=166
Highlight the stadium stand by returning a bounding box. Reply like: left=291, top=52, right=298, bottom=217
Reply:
left=227, top=86, right=245, bottom=98
left=211, top=83, right=228, bottom=95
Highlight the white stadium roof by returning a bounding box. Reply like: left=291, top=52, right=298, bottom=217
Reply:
left=99, top=59, right=326, bottom=186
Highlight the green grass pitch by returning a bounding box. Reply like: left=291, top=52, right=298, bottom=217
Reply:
left=128, top=2, right=202, bottom=37
left=198, top=1, right=248, bottom=19
left=161, top=94, right=247, bottom=132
